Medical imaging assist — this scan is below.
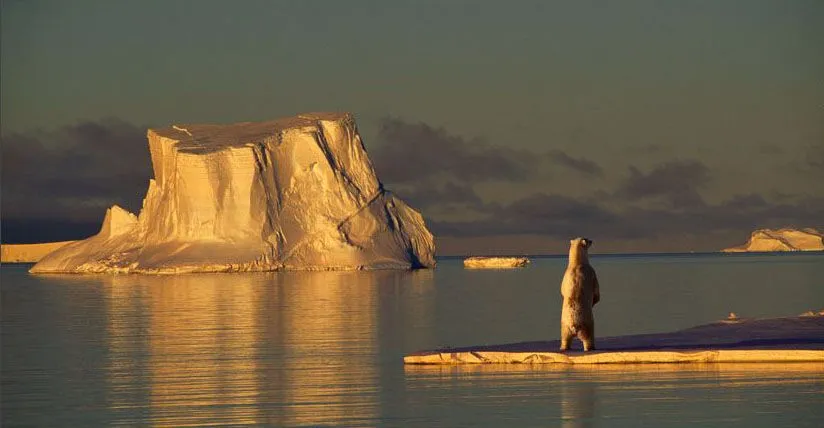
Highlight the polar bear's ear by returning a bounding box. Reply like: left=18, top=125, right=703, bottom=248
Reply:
left=583, top=238, right=593, bottom=248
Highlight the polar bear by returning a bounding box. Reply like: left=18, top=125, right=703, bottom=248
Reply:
left=560, top=237, right=600, bottom=351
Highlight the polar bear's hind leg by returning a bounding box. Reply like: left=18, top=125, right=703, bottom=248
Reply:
left=579, top=324, right=595, bottom=351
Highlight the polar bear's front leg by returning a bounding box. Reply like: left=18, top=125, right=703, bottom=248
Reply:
left=560, top=323, right=574, bottom=351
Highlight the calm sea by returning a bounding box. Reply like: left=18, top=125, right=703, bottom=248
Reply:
left=2, top=253, right=822, bottom=427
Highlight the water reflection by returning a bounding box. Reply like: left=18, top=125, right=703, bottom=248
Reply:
left=3, top=256, right=821, bottom=427
left=561, top=378, right=595, bottom=428
left=104, top=276, right=151, bottom=423
left=96, top=271, right=410, bottom=426
left=403, top=363, right=824, bottom=426
left=263, top=271, right=379, bottom=426
left=104, top=274, right=265, bottom=425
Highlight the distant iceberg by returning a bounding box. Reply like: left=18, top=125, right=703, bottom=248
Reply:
left=722, top=228, right=823, bottom=252
left=31, top=112, right=435, bottom=274
left=463, top=256, right=530, bottom=269
left=1, top=241, right=77, bottom=263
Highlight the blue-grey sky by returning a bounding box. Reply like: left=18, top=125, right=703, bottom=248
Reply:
left=2, top=0, right=822, bottom=253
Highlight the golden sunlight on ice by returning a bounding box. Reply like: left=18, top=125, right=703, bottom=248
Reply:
left=29, top=112, right=435, bottom=274
left=0, top=241, right=77, bottom=262
left=463, top=256, right=530, bottom=269
left=404, top=315, right=824, bottom=365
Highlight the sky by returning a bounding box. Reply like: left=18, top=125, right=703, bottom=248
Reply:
left=2, top=0, right=822, bottom=254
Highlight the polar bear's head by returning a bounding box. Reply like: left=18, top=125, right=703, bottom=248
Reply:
left=570, top=237, right=593, bottom=250
left=568, top=237, right=593, bottom=264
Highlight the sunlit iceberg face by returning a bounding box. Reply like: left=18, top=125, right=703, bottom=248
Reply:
left=31, top=112, right=435, bottom=274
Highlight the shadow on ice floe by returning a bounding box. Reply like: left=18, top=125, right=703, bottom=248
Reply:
left=404, top=315, right=824, bottom=365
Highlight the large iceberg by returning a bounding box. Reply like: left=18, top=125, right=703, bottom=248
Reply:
left=722, top=228, right=823, bottom=252
left=31, top=112, right=435, bottom=273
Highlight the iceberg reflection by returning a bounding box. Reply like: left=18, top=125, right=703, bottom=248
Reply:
left=99, top=271, right=411, bottom=426
left=105, top=274, right=264, bottom=425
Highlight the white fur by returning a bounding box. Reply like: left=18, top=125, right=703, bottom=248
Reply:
left=560, top=237, right=600, bottom=351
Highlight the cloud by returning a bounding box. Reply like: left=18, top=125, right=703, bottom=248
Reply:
left=428, top=193, right=621, bottom=238
left=546, top=150, right=603, bottom=177
left=371, top=117, right=540, bottom=184
left=626, top=194, right=824, bottom=239
left=758, top=144, right=784, bottom=155
left=1, top=118, right=151, bottom=241
left=616, top=160, right=710, bottom=209
left=391, top=182, right=485, bottom=212
left=371, top=117, right=605, bottom=185
left=719, top=193, right=770, bottom=211
left=369, top=118, right=818, bottom=249
left=803, top=143, right=824, bottom=179
left=4, top=116, right=818, bottom=252
left=428, top=190, right=824, bottom=245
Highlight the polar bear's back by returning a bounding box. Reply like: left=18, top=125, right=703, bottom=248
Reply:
left=561, top=264, right=597, bottom=302
left=561, top=264, right=597, bottom=327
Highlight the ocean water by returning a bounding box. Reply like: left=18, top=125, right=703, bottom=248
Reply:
left=2, top=253, right=822, bottom=427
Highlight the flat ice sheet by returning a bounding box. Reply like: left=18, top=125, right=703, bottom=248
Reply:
left=404, top=315, right=824, bottom=364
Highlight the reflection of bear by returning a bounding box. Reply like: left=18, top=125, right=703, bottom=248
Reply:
left=560, top=238, right=600, bottom=351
